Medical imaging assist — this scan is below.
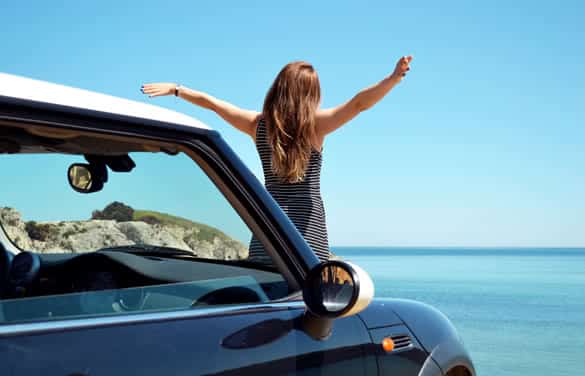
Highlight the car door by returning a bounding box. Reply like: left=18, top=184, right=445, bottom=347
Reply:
left=0, top=300, right=376, bottom=376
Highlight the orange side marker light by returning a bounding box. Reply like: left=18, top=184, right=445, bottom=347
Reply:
left=382, top=337, right=395, bottom=352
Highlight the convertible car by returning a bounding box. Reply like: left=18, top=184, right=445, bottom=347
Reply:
left=0, top=72, right=475, bottom=376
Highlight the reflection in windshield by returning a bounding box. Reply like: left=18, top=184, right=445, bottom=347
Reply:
left=69, top=165, right=92, bottom=190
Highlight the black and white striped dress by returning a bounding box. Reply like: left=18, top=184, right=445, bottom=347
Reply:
left=248, top=118, right=331, bottom=263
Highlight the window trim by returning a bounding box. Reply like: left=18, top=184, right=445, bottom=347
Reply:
left=0, top=301, right=306, bottom=338
left=179, top=139, right=306, bottom=289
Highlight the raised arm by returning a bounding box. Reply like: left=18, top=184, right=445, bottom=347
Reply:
left=316, top=55, right=413, bottom=137
left=141, top=83, right=260, bottom=138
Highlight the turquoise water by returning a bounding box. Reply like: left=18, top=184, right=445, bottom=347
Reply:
left=332, top=247, right=585, bottom=376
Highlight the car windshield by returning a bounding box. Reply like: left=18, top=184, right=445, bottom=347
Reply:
left=0, top=124, right=292, bottom=325
left=0, top=126, right=261, bottom=265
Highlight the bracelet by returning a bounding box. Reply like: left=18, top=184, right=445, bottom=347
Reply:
left=174, top=84, right=181, bottom=97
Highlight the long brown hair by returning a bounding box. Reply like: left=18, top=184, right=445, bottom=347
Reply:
left=263, top=61, right=321, bottom=183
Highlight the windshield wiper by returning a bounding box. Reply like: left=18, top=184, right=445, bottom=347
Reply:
left=97, top=244, right=195, bottom=257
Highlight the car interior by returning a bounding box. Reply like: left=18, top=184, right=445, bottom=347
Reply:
left=0, top=122, right=291, bottom=325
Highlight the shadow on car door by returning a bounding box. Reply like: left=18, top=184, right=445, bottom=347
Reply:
left=1, top=303, right=377, bottom=376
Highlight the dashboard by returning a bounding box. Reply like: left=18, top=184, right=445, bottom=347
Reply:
left=0, top=250, right=290, bottom=324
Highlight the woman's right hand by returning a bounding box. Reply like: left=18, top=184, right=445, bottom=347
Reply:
left=140, top=82, right=177, bottom=98
left=390, top=55, right=413, bottom=82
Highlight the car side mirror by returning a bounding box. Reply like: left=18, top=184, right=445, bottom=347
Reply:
left=301, top=260, right=374, bottom=340
left=303, top=260, right=374, bottom=318
left=68, top=163, right=104, bottom=193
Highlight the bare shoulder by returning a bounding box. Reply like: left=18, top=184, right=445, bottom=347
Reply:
left=249, top=112, right=263, bottom=142
left=315, top=108, right=334, bottom=132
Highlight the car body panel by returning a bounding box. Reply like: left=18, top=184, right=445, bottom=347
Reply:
left=368, top=325, right=430, bottom=375
left=388, top=299, right=476, bottom=376
left=357, top=299, right=405, bottom=328
left=417, top=356, right=444, bottom=376
left=0, top=73, right=210, bottom=130
left=0, top=306, right=376, bottom=376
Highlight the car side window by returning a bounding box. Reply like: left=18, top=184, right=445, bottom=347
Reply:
left=0, top=144, right=289, bottom=325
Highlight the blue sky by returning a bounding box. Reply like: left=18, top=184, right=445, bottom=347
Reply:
left=1, top=0, right=584, bottom=246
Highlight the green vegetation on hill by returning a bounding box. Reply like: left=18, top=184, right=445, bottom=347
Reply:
left=25, top=221, right=59, bottom=241
left=92, top=202, right=134, bottom=222
left=89, top=202, right=231, bottom=243
left=133, top=210, right=228, bottom=242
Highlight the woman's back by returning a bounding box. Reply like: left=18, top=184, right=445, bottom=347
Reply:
left=142, top=56, right=413, bottom=263
left=248, top=118, right=330, bottom=262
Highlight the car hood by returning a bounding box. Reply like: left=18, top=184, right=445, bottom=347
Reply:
left=357, top=298, right=404, bottom=328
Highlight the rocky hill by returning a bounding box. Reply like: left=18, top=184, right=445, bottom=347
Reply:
left=0, top=206, right=248, bottom=260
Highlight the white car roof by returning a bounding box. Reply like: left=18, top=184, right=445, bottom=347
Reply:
left=0, top=72, right=211, bottom=130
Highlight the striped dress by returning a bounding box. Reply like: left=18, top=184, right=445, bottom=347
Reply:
left=248, top=118, right=331, bottom=263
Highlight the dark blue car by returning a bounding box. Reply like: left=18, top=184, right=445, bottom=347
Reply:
left=0, top=73, right=475, bottom=376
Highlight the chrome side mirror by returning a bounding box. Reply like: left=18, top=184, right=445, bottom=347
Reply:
left=303, top=260, right=374, bottom=319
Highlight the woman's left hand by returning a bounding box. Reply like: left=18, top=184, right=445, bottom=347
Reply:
left=140, top=82, right=177, bottom=97
left=391, top=55, right=413, bottom=82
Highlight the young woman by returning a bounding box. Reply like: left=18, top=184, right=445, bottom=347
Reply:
left=141, top=55, right=413, bottom=262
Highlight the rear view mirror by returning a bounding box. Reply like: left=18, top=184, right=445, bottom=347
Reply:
left=67, top=154, right=134, bottom=194
left=68, top=163, right=103, bottom=193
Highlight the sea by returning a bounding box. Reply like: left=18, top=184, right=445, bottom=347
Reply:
left=332, top=247, right=585, bottom=376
